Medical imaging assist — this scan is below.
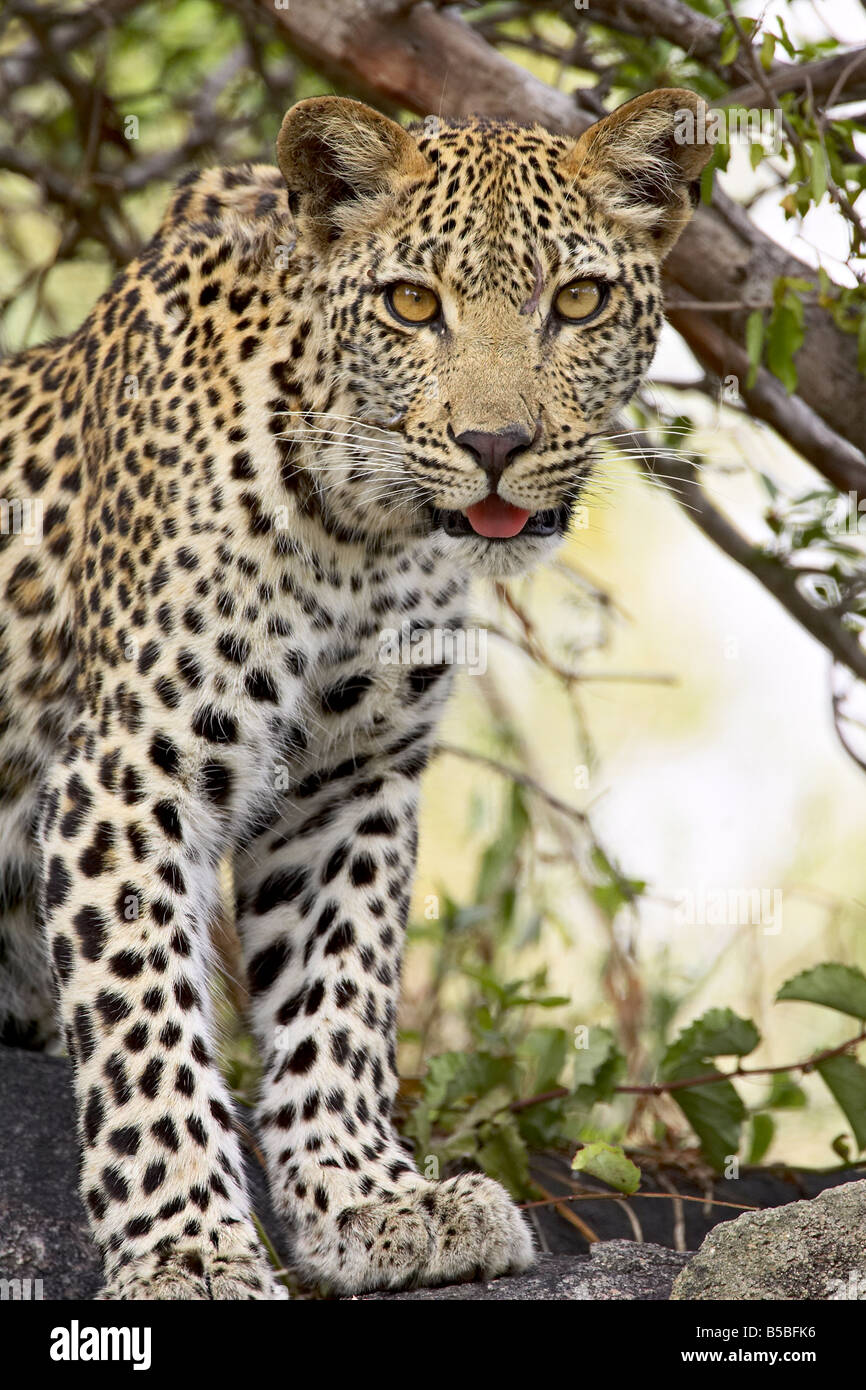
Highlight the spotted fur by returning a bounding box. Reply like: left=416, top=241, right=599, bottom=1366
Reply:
left=0, top=91, right=709, bottom=1298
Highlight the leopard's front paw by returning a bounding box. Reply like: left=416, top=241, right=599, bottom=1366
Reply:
left=98, top=1244, right=287, bottom=1301
left=296, top=1173, right=534, bottom=1295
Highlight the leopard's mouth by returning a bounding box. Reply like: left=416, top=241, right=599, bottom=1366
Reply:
left=430, top=501, right=568, bottom=540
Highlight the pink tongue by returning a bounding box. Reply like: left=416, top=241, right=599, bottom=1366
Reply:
left=465, top=495, right=532, bottom=539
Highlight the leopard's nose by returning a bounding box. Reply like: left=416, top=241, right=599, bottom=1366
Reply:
left=455, top=425, right=534, bottom=491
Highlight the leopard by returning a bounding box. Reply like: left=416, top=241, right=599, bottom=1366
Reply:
left=0, top=88, right=710, bottom=1299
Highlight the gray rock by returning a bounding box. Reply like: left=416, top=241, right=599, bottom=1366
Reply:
left=357, top=1241, right=692, bottom=1300
left=0, top=1046, right=293, bottom=1301
left=671, top=1178, right=866, bottom=1300
left=0, top=1205, right=101, bottom=1302
left=0, top=1049, right=102, bottom=1301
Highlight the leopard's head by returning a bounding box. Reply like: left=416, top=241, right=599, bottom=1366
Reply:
left=277, top=90, right=710, bottom=575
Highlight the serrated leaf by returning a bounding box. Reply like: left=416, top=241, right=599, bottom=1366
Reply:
left=748, top=1112, right=776, bottom=1163
left=816, top=1055, right=866, bottom=1149
left=659, top=1010, right=757, bottom=1168
left=777, top=963, right=866, bottom=1020
left=572, top=1142, right=641, bottom=1195
left=661, top=1008, right=760, bottom=1078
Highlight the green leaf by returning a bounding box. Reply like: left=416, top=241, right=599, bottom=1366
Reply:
left=588, top=846, right=645, bottom=922
left=433, top=1086, right=514, bottom=1166
left=519, top=1026, right=568, bottom=1094
left=421, top=1051, right=517, bottom=1115
left=809, top=141, right=828, bottom=204
left=745, top=309, right=765, bottom=386
left=760, top=32, right=776, bottom=70
left=777, top=963, right=866, bottom=1020
left=775, top=16, right=796, bottom=58
left=767, top=298, right=804, bottom=392
left=518, top=1098, right=574, bottom=1150
left=748, top=1112, right=775, bottom=1163
left=781, top=277, right=814, bottom=296
left=572, top=1026, right=616, bottom=1087
left=476, top=1113, right=531, bottom=1197
left=572, top=1026, right=625, bottom=1105
left=572, top=1142, right=641, bottom=1195
left=719, top=26, right=740, bottom=67
left=663, top=414, right=692, bottom=451
left=816, top=1055, right=866, bottom=1150
left=660, top=1008, right=760, bottom=1078
left=757, top=470, right=779, bottom=500
left=670, top=1074, right=746, bottom=1171
left=659, top=1009, right=758, bottom=1170
left=765, top=1072, right=807, bottom=1110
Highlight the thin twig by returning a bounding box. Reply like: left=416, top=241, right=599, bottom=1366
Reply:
left=508, top=1024, right=866, bottom=1113
left=520, top=1190, right=760, bottom=1213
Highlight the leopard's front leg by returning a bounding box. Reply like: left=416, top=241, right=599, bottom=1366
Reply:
left=234, top=765, right=534, bottom=1295
left=40, top=727, right=281, bottom=1300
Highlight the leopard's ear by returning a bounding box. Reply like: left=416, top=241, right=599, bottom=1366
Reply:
left=277, top=97, right=430, bottom=246
left=560, top=88, right=712, bottom=253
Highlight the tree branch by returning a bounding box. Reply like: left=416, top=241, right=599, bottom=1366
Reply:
left=722, top=45, right=866, bottom=109
left=509, top=1024, right=866, bottom=1112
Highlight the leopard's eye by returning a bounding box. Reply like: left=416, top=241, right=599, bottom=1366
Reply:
left=386, top=282, right=440, bottom=325
left=554, top=279, right=606, bottom=322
